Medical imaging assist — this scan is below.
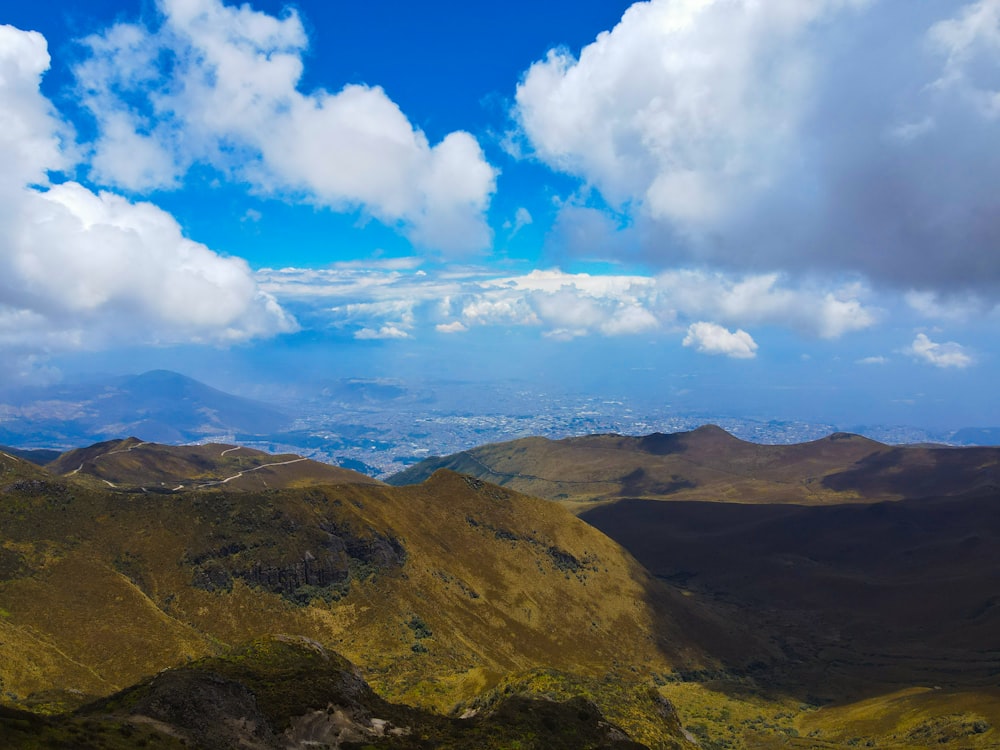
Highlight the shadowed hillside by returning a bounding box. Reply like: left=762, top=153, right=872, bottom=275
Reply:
left=391, top=427, right=1000, bottom=748
left=581, top=488, right=1000, bottom=699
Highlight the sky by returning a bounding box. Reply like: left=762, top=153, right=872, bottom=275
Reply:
left=1, top=0, right=1000, bottom=430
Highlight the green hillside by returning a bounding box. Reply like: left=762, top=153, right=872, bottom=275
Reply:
left=0, top=448, right=724, bottom=747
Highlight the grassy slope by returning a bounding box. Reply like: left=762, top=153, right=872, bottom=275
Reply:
left=388, top=427, right=1000, bottom=510
left=9, top=434, right=1000, bottom=748
left=47, top=437, right=380, bottom=492
left=0, top=466, right=723, bottom=747
left=387, top=428, right=893, bottom=506
left=656, top=681, right=999, bottom=750
left=0, top=451, right=50, bottom=484
left=0, top=446, right=62, bottom=466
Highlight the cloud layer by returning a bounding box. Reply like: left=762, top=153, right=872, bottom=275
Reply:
left=515, top=0, right=1000, bottom=294
left=258, top=264, right=879, bottom=353
left=75, top=0, right=497, bottom=254
left=1, top=0, right=992, bottom=395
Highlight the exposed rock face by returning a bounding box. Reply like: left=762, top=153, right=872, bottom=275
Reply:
left=122, top=669, right=279, bottom=749
left=238, top=551, right=348, bottom=593
left=189, top=523, right=406, bottom=604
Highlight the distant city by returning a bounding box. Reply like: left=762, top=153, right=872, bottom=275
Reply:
left=2, top=371, right=995, bottom=480
left=233, top=380, right=976, bottom=478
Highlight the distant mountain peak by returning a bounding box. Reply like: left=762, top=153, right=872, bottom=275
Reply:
left=130, top=369, right=190, bottom=381
left=690, top=424, right=732, bottom=436
left=635, top=424, right=740, bottom=456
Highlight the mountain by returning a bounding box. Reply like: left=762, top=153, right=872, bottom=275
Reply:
left=0, top=446, right=62, bottom=466
left=387, top=426, right=896, bottom=506
left=0, top=449, right=726, bottom=747
left=951, top=426, right=1000, bottom=445
left=46, top=437, right=379, bottom=492
left=390, top=427, right=1000, bottom=691
left=388, top=425, right=1000, bottom=508
left=390, top=426, right=1000, bottom=746
left=0, top=370, right=290, bottom=447
left=7, top=432, right=1000, bottom=748
left=0, top=449, right=50, bottom=484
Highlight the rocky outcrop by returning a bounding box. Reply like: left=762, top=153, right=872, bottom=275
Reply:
left=189, top=523, right=406, bottom=604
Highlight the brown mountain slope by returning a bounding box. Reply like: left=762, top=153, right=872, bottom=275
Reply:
left=0, top=446, right=62, bottom=466
left=388, top=426, right=895, bottom=506
left=47, top=437, right=379, bottom=491
left=0, top=449, right=50, bottom=485
left=393, top=428, right=1000, bottom=747
left=389, top=426, right=1000, bottom=509
left=0, top=464, right=732, bottom=744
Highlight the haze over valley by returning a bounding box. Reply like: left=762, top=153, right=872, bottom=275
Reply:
left=2, top=369, right=997, bottom=480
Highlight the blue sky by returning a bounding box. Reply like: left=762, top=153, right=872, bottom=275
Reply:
left=1, top=0, right=999, bottom=430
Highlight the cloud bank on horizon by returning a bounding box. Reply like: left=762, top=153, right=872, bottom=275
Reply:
left=0, top=0, right=997, bottom=393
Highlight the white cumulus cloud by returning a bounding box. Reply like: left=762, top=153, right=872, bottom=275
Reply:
left=74, top=0, right=497, bottom=254
left=0, top=24, right=295, bottom=359
left=0, top=26, right=70, bottom=193
left=683, top=322, right=759, bottom=359
left=655, top=270, right=876, bottom=339
left=259, top=265, right=883, bottom=346
left=906, top=332, right=974, bottom=368
left=514, top=0, right=1000, bottom=295
left=515, top=0, right=865, bottom=226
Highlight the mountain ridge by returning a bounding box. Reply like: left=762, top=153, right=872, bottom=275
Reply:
left=46, top=436, right=379, bottom=492
left=0, top=370, right=291, bottom=448
left=387, top=425, right=996, bottom=507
